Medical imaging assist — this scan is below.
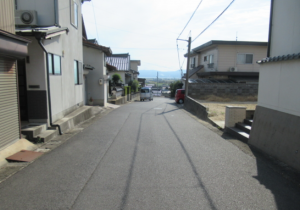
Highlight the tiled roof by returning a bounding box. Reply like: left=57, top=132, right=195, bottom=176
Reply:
left=106, top=63, right=117, bottom=71
left=106, top=53, right=130, bottom=71
left=257, top=53, right=300, bottom=64
left=82, top=39, right=112, bottom=56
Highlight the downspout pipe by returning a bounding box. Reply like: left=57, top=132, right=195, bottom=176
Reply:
left=267, top=0, right=274, bottom=57
left=36, top=35, right=63, bottom=135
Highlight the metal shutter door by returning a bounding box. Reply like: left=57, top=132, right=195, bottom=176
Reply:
left=0, top=57, right=20, bottom=149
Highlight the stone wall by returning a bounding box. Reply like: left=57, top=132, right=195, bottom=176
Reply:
left=188, top=83, right=258, bottom=99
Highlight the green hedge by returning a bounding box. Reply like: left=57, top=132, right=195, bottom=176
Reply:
left=124, top=86, right=128, bottom=96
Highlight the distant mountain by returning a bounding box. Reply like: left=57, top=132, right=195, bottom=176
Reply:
left=138, top=70, right=185, bottom=79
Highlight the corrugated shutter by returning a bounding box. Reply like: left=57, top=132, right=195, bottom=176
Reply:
left=0, top=57, right=20, bottom=149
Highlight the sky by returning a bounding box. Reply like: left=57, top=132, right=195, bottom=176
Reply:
left=82, top=0, right=271, bottom=75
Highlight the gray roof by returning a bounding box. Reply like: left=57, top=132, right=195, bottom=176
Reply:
left=106, top=53, right=130, bottom=71
left=185, top=40, right=268, bottom=56
left=257, top=52, right=300, bottom=64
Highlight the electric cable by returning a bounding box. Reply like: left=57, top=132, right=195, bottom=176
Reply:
left=176, top=41, right=182, bottom=71
left=91, top=1, right=100, bottom=42
left=192, top=0, right=235, bottom=42
left=177, top=0, right=203, bottom=40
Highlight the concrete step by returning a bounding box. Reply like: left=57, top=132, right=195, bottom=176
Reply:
left=21, top=124, right=47, bottom=141
left=34, top=130, right=59, bottom=143
left=236, top=122, right=251, bottom=134
left=54, top=106, right=93, bottom=134
left=244, top=119, right=253, bottom=126
left=226, top=127, right=249, bottom=143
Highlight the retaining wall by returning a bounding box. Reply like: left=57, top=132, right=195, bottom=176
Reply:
left=184, top=96, right=208, bottom=120
left=189, top=83, right=258, bottom=99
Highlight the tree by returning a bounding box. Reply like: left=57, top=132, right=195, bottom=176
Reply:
left=128, top=80, right=139, bottom=92
left=111, top=73, right=122, bottom=85
left=169, top=80, right=183, bottom=97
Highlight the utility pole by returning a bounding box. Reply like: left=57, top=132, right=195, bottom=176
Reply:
left=184, top=36, right=191, bottom=98
left=157, top=72, right=158, bottom=88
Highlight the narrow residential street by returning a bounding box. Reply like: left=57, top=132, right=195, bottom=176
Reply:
left=0, top=97, right=300, bottom=210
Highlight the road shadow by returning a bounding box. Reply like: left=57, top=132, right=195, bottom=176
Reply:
left=220, top=133, right=300, bottom=209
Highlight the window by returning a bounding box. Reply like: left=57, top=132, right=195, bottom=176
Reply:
left=190, top=57, right=196, bottom=68
left=141, top=89, right=149, bottom=93
left=74, top=60, right=83, bottom=85
left=208, top=54, right=214, bottom=64
left=48, top=53, right=61, bottom=75
left=204, top=56, right=207, bottom=62
left=70, top=0, right=78, bottom=28
left=237, top=54, right=253, bottom=64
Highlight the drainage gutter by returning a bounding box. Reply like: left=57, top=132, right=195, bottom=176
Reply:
left=36, top=36, right=63, bottom=135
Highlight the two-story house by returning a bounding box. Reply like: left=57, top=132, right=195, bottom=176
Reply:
left=15, top=0, right=88, bottom=130
left=186, top=40, right=268, bottom=82
left=249, top=0, right=300, bottom=171
left=0, top=0, right=33, bottom=166
left=83, top=38, right=112, bottom=106
left=106, top=54, right=141, bottom=85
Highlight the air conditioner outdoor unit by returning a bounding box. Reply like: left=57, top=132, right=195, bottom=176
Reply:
left=15, top=10, right=38, bottom=26
left=229, top=67, right=237, bottom=72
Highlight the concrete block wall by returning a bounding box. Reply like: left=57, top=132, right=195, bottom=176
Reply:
left=225, top=106, right=246, bottom=127
left=189, top=83, right=258, bottom=98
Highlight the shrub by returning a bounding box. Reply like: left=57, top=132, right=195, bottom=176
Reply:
left=112, top=73, right=122, bottom=85
left=131, top=80, right=139, bottom=92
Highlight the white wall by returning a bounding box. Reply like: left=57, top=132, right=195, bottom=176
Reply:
left=270, top=0, right=300, bottom=57
left=25, top=37, right=48, bottom=91
left=197, top=47, right=218, bottom=72
left=52, top=0, right=83, bottom=120
left=83, top=46, right=107, bottom=106
left=218, top=45, right=267, bottom=72
left=130, top=61, right=139, bottom=71
left=258, top=60, right=300, bottom=117
left=24, top=0, right=84, bottom=122
left=109, top=71, right=126, bottom=85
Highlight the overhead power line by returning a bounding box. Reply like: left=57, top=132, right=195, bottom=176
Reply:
left=192, top=0, right=236, bottom=42
left=177, top=0, right=203, bottom=40
left=91, top=1, right=100, bottom=42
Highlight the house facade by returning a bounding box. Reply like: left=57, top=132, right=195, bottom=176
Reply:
left=83, top=39, right=112, bottom=106
left=249, top=0, right=300, bottom=171
left=0, top=0, right=31, bottom=159
left=130, top=60, right=141, bottom=80
left=15, top=0, right=86, bottom=126
left=106, top=53, right=132, bottom=85
left=187, top=40, right=267, bottom=81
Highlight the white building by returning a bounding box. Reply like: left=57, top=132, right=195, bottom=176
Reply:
left=83, top=39, right=112, bottom=106
left=15, top=0, right=87, bottom=127
left=249, top=0, right=300, bottom=171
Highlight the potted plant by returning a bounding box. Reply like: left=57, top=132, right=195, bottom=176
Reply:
left=89, top=97, right=94, bottom=105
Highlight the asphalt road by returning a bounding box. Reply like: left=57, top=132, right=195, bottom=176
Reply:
left=0, top=97, right=300, bottom=210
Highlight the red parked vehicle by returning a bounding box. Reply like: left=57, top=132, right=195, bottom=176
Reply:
left=175, top=89, right=185, bottom=104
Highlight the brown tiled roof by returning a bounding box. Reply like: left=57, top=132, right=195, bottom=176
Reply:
left=82, top=39, right=112, bottom=56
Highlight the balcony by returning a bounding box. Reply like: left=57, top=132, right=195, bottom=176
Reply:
left=207, top=63, right=214, bottom=68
